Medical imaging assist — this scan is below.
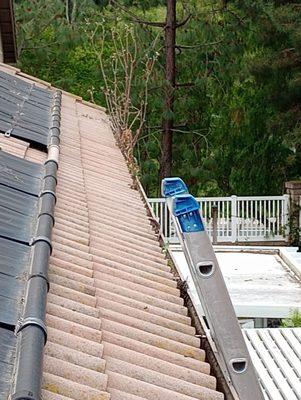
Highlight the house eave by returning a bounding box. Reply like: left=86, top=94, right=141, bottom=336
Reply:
left=0, top=0, right=17, bottom=63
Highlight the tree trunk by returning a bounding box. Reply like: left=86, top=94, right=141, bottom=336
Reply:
left=66, top=0, right=72, bottom=23
left=66, top=0, right=76, bottom=24
left=159, top=0, right=176, bottom=182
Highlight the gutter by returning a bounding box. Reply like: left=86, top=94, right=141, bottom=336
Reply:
left=11, top=90, right=61, bottom=400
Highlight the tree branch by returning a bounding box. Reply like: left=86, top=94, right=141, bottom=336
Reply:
left=109, top=0, right=165, bottom=27
left=176, top=82, right=195, bottom=87
left=225, top=8, right=246, bottom=25
left=176, top=14, right=191, bottom=28
left=176, top=40, right=223, bottom=50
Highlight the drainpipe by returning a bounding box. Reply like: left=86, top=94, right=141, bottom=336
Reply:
left=11, top=90, right=61, bottom=400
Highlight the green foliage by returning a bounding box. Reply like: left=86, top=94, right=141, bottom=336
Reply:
left=15, top=0, right=301, bottom=197
left=282, top=309, right=301, bottom=328
left=15, top=0, right=105, bottom=102
left=92, top=0, right=165, bottom=9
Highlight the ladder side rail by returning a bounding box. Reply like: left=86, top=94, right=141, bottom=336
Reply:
left=162, top=179, right=264, bottom=400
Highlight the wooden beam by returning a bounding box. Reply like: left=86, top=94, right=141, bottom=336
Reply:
left=0, top=0, right=17, bottom=63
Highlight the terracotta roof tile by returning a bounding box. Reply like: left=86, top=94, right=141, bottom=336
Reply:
left=0, top=134, right=29, bottom=157
left=43, top=373, right=110, bottom=400
left=106, top=372, right=222, bottom=400
left=40, top=93, right=224, bottom=399
left=42, top=390, right=73, bottom=400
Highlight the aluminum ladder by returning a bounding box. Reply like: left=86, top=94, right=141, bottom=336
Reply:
left=162, top=177, right=265, bottom=400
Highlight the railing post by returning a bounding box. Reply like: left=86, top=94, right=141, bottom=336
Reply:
left=231, top=195, right=237, bottom=243
left=283, top=194, right=290, bottom=241
left=284, top=182, right=301, bottom=243
left=298, top=195, right=301, bottom=252
left=211, top=205, right=218, bottom=244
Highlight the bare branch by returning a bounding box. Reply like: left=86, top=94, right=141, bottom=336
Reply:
left=176, top=82, right=195, bottom=88
left=226, top=9, right=246, bottom=25
left=172, top=128, right=209, bottom=153
left=92, top=20, right=160, bottom=167
left=176, top=40, right=223, bottom=50
left=176, top=14, right=191, bottom=28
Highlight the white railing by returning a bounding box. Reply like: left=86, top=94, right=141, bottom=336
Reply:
left=148, top=195, right=290, bottom=243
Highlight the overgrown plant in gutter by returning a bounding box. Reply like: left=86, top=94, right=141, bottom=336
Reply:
left=91, top=22, right=160, bottom=174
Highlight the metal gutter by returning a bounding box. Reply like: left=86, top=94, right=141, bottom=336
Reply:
left=11, top=90, right=61, bottom=400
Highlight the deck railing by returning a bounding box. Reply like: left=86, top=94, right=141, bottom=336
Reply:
left=148, top=195, right=290, bottom=243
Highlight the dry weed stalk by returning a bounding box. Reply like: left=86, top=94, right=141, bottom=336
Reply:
left=92, top=23, right=160, bottom=172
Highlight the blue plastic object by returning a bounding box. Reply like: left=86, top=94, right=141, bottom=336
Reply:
left=161, top=177, right=188, bottom=198
left=173, top=194, right=204, bottom=233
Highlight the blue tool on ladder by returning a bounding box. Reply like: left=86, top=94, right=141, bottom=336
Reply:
left=162, top=177, right=265, bottom=400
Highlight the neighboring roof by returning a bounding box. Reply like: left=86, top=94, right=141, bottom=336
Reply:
left=244, top=328, right=301, bottom=400
left=0, top=0, right=17, bottom=63
left=170, top=245, right=301, bottom=318
left=0, top=63, right=224, bottom=400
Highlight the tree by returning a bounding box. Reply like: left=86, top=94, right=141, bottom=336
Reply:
left=15, top=0, right=301, bottom=197
left=206, top=0, right=301, bottom=195
left=102, top=0, right=191, bottom=183
left=160, top=0, right=176, bottom=181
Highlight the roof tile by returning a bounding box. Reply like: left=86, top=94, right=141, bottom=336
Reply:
left=45, top=342, right=106, bottom=372
left=43, top=373, right=110, bottom=400
left=106, top=372, right=223, bottom=400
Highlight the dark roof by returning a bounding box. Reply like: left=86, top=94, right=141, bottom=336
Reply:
left=0, top=0, right=17, bottom=63
left=0, top=70, right=54, bottom=146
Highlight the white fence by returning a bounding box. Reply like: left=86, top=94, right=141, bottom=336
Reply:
left=148, top=195, right=290, bottom=243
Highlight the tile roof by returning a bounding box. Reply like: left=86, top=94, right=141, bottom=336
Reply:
left=0, top=63, right=224, bottom=400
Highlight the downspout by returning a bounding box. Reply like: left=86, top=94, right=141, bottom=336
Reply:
left=11, top=90, right=62, bottom=400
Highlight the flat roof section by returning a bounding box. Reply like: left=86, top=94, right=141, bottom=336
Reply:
left=170, top=246, right=301, bottom=319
